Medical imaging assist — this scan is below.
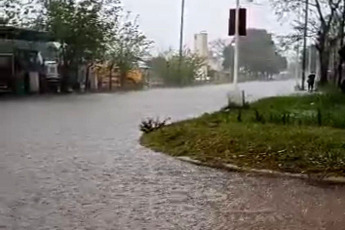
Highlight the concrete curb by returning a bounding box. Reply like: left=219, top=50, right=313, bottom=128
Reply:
left=177, top=156, right=345, bottom=184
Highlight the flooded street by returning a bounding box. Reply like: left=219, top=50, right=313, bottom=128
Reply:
left=1, top=80, right=345, bottom=230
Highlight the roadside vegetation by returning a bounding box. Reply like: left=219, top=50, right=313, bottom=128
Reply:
left=147, top=50, right=205, bottom=87
left=141, top=91, right=345, bottom=177
left=0, top=0, right=152, bottom=91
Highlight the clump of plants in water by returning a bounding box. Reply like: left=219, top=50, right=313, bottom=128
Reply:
left=140, top=117, right=171, bottom=133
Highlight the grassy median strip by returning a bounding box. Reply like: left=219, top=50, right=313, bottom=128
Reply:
left=140, top=92, right=345, bottom=177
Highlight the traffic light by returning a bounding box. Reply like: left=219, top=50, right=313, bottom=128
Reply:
left=228, top=8, right=247, bottom=36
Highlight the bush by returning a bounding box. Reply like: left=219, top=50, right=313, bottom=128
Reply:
left=139, top=117, right=170, bottom=133
left=148, top=49, right=205, bottom=87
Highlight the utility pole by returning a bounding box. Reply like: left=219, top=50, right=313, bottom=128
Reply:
left=301, top=0, right=309, bottom=90
left=179, top=0, right=185, bottom=68
left=233, top=0, right=240, bottom=86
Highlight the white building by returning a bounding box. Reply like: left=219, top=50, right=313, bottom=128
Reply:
left=194, top=31, right=209, bottom=81
left=194, top=31, right=208, bottom=57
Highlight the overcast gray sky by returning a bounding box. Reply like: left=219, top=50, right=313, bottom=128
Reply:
left=121, top=0, right=293, bottom=52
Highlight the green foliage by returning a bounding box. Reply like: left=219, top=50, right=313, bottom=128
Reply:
left=237, top=109, right=242, bottom=122
left=1, top=0, right=151, bottom=89
left=222, top=45, right=234, bottom=71
left=148, top=50, right=205, bottom=86
left=107, top=12, right=152, bottom=86
left=253, top=109, right=265, bottom=124
left=234, top=92, right=345, bottom=129
left=148, top=55, right=167, bottom=80
left=41, top=0, right=120, bottom=89
left=317, top=108, right=322, bottom=126
left=46, top=0, right=114, bottom=62
left=222, top=29, right=287, bottom=78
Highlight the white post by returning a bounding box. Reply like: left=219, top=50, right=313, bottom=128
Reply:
left=233, top=0, right=240, bottom=86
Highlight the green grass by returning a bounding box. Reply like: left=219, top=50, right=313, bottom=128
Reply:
left=247, top=92, right=345, bottom=128
left=141, top=92, right=345, bottom=177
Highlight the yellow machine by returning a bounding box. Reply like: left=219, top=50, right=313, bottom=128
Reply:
left=91, top=63, right=143, bottom=90
left=127, top=69, right=142, bottom=84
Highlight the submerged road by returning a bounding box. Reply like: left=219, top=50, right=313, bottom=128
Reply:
left=1, top=80, right=345, bottom=229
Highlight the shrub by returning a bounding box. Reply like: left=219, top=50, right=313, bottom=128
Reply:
left=237, top=109, right=242, bottom=122
left=253, top=109, right=265, bottom=123
left=139, top=117, right=171, bottom=133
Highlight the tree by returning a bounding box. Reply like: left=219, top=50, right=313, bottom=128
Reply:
left=147, top=56, right=168, bottom=79
left=107, top=13, right=152, bottom=88
left=210, top=38, right=231, bottom=66
left=335, top=0, right=345, bottom=86
left=222, top=29, right=287, bottom=79
left=2, top=0, right=152, bottom=91
left=44, top=0, right=119, bottom=91
left=148, top=49, right=205, bottom=86
left=222, top=45, right=235, bottom=72
left=271, top=0, right=343, bottom=85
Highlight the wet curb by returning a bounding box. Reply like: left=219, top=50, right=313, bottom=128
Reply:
left=177, top=156, right=345, bottom=185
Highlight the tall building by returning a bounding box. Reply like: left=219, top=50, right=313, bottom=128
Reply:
left=194, top=31, right=208, bottom=58
left=194, top=31, right=209, bottom=81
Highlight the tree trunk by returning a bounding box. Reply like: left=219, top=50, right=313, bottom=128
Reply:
left=60, top=50, right=70, bottom=93
left=85, top=63, right=93, bottom=91
left=338, top=61, right=343, bottom=86
left=61, top=62, right=70, bottom=93
left=120, top=71, right=127, bottom=88
left=316, top=27, right=329, bottom=85
left=333, top=47, right=338, bottom=84
left=109, top=66, right=113, bottom=91
left=319, top=49, right=329, bottom=85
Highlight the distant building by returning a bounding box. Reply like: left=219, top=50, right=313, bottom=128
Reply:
left=194, top=31, right=208, bottom=57
left=194, top=31, right=209, bottom=81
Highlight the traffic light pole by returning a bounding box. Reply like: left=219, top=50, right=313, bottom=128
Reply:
left=233, top=0, right=240, bottom=86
